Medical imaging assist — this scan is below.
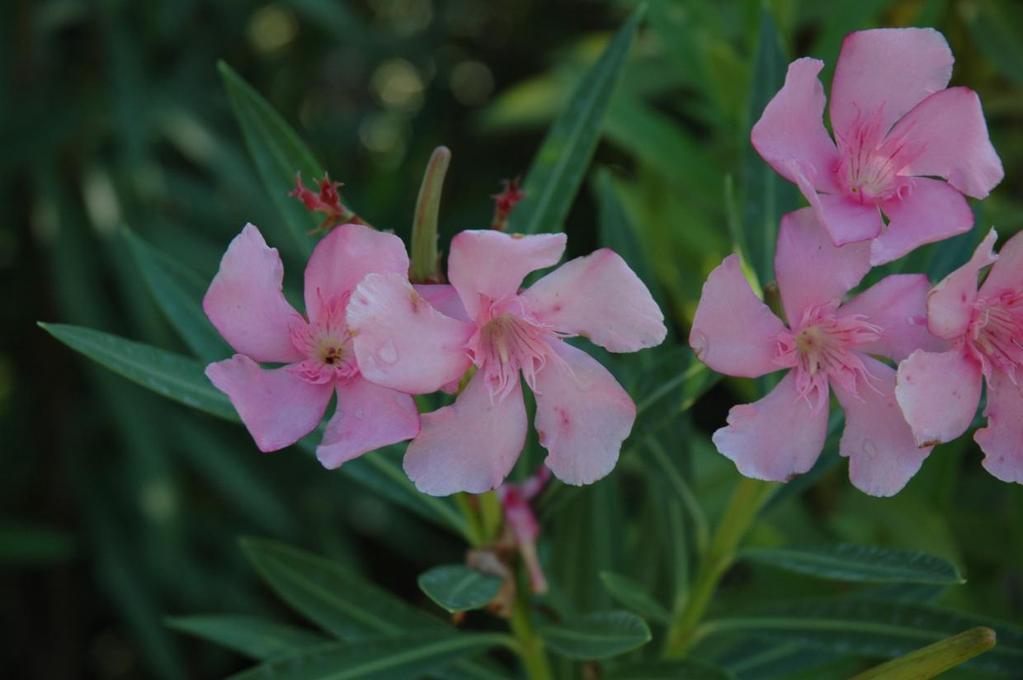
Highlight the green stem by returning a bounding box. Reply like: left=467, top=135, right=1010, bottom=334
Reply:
left=509, top=587, right=553, bottom=680
left=410, top=146, right=450, bottom=282
left=663, top=477, right=773, bottom=658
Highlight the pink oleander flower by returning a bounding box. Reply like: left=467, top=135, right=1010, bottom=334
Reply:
left=690, top=208, right=946, bottom=496
left=203, top=223, right=419, bottom=467
left=345, top=230, right=666, bottom=496
left=752, top=28, right=1003, bottom=266
left=896, top=229, right=1023, bottom=483
left=497, top=466, right=551, bottom=594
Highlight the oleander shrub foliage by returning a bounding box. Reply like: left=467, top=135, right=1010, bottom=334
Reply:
left=25, top=1, right=1023, bottom=678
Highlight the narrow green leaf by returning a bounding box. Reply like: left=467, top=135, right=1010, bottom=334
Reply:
left=740, top=544, right=964, bottom=585
left=594, top=168, right=661, bottom=308
left=699, top=599, right=1023, bottom=673
left=338, top=449, right=469, bottom=539
left=508, top=6, right=643, bottom=234
left=39, top=323, right=235, bottom=420
left=418, top=565, right=502, bottom=613
left=167, top=615, right=326, bottom=661
left=739, top=7, right=797, bottom=286
left=41, top=324, right=468, bottom=537
left=229, top=633, right=512, bottom=680
left=540, top=610, right=652, bottom=660
left=599, top=571, right=670, bottom=624
left=851, top=627, right=997, bottom=680
left=607, top=660, right=734, bottom=680
left=219, top=61, right=323, bottom=256
left=123, top=229, right=227, bottom=363
left=241, top=538, right=443, bottom=639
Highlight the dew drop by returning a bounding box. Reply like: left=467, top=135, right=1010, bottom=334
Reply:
left=862, top=439, right=878, bottom=458
left=906, top=314, right=926, bottom=327
left=376, top=339, right=399, bottom=365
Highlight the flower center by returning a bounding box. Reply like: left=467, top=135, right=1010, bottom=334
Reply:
left=468, top=301, right=554, bottom=400
left=835, top=109, right=920, bottom=203
left=290, top=297, right=358, bottom=384
left=776, top=303, right=883, bottom=412
left=966, top=292, right=1023, bottom=381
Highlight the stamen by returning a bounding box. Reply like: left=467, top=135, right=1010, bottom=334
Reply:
left=775, top=303, right=883, bottom=412
left=968, top=292, right=1023, bottom=381
left=834, top=107, right=923, bottom=203
left=467, top=300, right=561, bottom=402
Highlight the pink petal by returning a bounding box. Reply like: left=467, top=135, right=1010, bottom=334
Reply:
left=980, top=230, right=1023, bottom=298
left=303, top=223, right=410, bottom=323
left=316, top=377, right=420, bottom=469
left=838, top=274, right=946, bottom=361
left=833, top=356, right=934, bottom=497
left=751, top=58, right=840, bottom=193
left=522, top=249, right=666, bottom=352
left=895, top=349, right=982, bottom=447
left=775, top=207, right=871, bottom=325
left=829, top=28, right=952, bottom=141
left=871, top=178, right=973, bottom=266
left=891, top=87, right=1004, bottom=199
left=807, top=190, right=884, bottom=246
left=414, top=283, right=469, bottom=321
left=347, top=273, right=474, bottom=394
left=690, top=255, right=788, bottom=378
left=206, top=355, right=332, bottom=452
left=448, top=230, right=566, bottom=318
left=403, top=372, right=527, bottom=495
left=712, top=371, right=829, bottom=481
left=533, top=340, right=636, bottom=485
left=203, top=224, right=304, bottom=363
left=927, top=229, right=998, bottom=339
left=977, top=371, right=1023, bottom=484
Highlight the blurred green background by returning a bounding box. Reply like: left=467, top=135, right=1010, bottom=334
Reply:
left=4, top=0, right=1023, bottom=677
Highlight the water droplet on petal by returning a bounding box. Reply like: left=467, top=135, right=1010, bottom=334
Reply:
left=906, top=314, right=926, bottom=327
left=863, top=439, right=878, bottom=458
left=376, top=339, right=399, bottom=365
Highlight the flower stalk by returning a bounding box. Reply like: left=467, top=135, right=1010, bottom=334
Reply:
left=508, top=576, right=553, bottom=680
left=663, top=477, right=774, bottom=657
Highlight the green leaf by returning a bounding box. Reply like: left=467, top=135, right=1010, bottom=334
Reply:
left=850, top=627, right=997, bottom=680
left=594, top=167, right=661, bottom=310
left=540, top=610, right=652, bottom=660
left=123, top=229, right=228, bottom=363
left=219, top=61, right=323, bottom=257
left=507, top=6, right=643, bottom=234
left=418, top=565, right=502, bottom=613
left=241, top=538, right=443, bottom=639
left=229, top=633, right=512, bottom=680
left=740, top=544, right=965, bottom=585
left=167, top=615, right=326, bottom=661
left=40, top=324, right=468, bottom=537
left=698, top=599, right=1023, bottom=673
left=338, top=449, right=469, bottom=540
left=599, top=571, right=670, bottom=624
left=739, top=7, right=797, bottom=286
left=38, top=323, right=235, bottom=420
left=606, top=660, right=734, bottom=680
